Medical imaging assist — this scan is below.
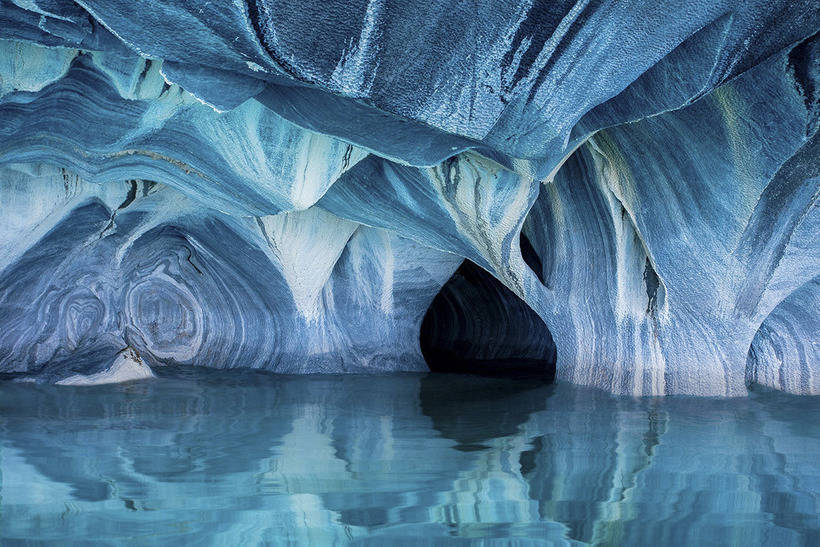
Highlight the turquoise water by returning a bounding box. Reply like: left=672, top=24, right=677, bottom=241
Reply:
left=0, top=369, right=818, bottom=545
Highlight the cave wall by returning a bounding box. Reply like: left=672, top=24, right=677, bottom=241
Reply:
left=0, top=0, right=817, bottom=394
left=0, top=164, right=461, bottom=380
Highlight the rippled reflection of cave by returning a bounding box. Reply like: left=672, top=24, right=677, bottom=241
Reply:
left=420, top=235, right=556, bottom=379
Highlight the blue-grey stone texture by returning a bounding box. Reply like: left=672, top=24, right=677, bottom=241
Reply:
left=0, top=0, right=817, bottom=394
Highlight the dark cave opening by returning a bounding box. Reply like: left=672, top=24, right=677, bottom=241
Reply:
left=420, top=235, right=557, bottom=380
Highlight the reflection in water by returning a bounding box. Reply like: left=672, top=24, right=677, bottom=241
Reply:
left=0, top=369, right=818, bottom=544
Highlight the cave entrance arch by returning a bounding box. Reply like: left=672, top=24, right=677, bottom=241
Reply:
left=419, top=236, right=556, bottom=380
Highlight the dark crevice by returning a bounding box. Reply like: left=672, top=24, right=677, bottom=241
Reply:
left=420, top=259, right=556, bottom=379
left=787, top=31, right=820, bottom=130
left=185, top=246, right=203, bottom=275
left=117, top=180, right=139, bottom=211
left=98, top=180, right=139, bottom=240
left=520, top=232, right=545, bottom=285
left=136, top=59, right=153, bottom=95
left=643, top=257, right=660, bottom=316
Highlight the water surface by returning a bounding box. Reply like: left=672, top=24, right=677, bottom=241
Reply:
left=1, top=369, right=818, bottom=545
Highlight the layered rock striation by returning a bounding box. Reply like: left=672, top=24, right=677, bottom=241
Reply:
left=0, top=0, right=817, bottom=394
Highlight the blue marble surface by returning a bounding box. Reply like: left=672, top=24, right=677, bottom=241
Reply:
left=0, top=1, right=818, bottom=394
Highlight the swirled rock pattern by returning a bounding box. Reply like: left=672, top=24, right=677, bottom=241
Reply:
left=0, top=165, right=460, bottom=382
left=0, top=1, right=817, bottom=394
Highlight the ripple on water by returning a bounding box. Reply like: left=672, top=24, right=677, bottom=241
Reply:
left=0, top=369, right=818, bottom=544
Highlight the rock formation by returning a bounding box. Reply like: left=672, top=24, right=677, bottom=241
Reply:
left=0, top=0, right=817, bottom=394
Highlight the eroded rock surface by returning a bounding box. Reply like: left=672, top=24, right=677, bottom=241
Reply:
left=0, top=1, right=817, bottom=394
